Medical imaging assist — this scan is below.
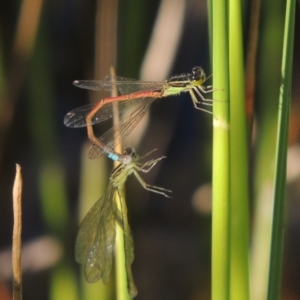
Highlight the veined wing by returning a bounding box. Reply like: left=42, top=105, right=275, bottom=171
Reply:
left=74, top=76, right=164, bottom=95
left=64, top=97, right=148, bottom=128
left=75, top=185, right=116, bottom=283
left=88, top=98, right=155, bottom=160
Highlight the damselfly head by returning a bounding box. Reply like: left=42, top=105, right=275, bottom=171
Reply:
left=191, top=67, right=206, bottom=82
left=123, top=147, right=137, bottom=158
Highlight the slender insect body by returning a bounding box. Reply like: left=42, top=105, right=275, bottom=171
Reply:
left=75, top=147, right=171, bottom=296
left=65, top=67, right=214, bottom=159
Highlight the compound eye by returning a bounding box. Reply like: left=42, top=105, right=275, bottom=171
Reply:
left=192, top=66, right=201, bottom=75
left=123, top=147, right=132, bottom=156
left=192, top=67, right=206, bottom=81
left=123, top=147, right=136, bottom=158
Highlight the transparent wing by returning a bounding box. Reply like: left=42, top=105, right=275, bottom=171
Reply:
left=64, top=75, right=163, bottom=128
left=74, top=76, right=163, bottom=94
left=75, top=185, right=116, bottom=283
left=88, top=98, right=155, bottom=160
left=64, top=97, right=148, bottom=128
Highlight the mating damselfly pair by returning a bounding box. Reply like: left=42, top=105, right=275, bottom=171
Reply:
left=65, top=67, right=214, bottom=297
left=64, top=66, right=213, bottom=161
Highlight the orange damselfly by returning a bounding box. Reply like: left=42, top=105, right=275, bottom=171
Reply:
left=64, top=67, right=213, bottom=160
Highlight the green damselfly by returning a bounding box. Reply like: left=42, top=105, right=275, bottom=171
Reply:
left=75, top=147, right=171, bottom=297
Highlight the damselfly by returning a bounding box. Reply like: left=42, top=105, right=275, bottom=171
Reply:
left=64, top=67, right=213, bottom=160
left=75, top=147, right=171, bottom=297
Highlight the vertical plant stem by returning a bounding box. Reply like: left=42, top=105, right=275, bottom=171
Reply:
left=115, top=220, right=131, bottom=300
left=110, top=67, right=133, bottom=299
left=78, top=145, right=110, bottom=300
left=250, top=0, right=285, bottom=298
left=229, top=0, right=250, bottom=299
left=245, top=0, right=261, bottom=125
left=12, top=164, right=23, bottom=300
left=211, top=0, right=230, bottom=299
left=267, top=0, right=295, bottom=299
